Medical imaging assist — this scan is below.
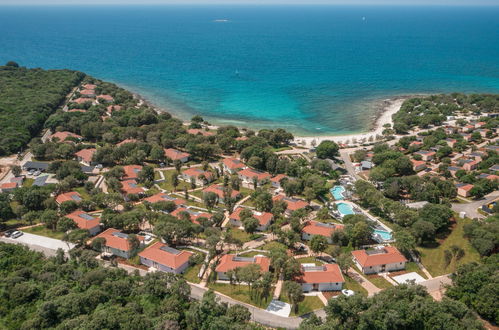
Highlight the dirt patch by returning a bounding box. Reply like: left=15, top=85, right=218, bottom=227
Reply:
left=322, top=291, right=341, bottom=300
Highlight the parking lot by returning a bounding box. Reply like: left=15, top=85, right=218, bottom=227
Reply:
left=1, top=232, right=75, bottom=257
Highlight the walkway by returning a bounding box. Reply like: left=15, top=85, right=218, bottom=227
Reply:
left=347, top=267, right=381, bottom=297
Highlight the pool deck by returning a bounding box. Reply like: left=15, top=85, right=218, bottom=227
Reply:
left=334, top=200, right=392, bottom=233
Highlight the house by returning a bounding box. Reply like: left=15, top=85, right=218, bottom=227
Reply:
left=80, top=89, right=95, bottom=98
left=448, top=166, right=462, bottom=177
left=414, top=150, right=436, bottom=161
left=456, top=183, right=474, bottom=197
left=461, top=159, right=479, bottom=171
left=117, top=139, right=138, bottom=146
left=411, top=159, right=427, bottom=172
left=459, top=133, right=472, bottom=142
left=65, top=210, right=101, bottom=236
left=351, top=246, right=407, bottom=274
left=23, top=161, right=50, bottom=172
left=222, top=158, right=246, bottom=174
left=409, top=141, right=423, bottom=148
left=297, top=264, right=345, bottom=292
left=445, top=138, right=457, bottom=148
left=477, top=173, right=499, bottom=182
left=475, top=129, right=489, bottom=138
left=469, top=152, right=486, bottom=162
left=203, top=184, right=241, bottom=203
left=81, top=165, right=98, bottom=176
left=301, top=221, right=344, bottom=244
left=94, top=228, right=144, bottom=259
left=106, top=105, right=122, bottom=114
left=270, top=174, right=289, bottom=189
left=33, top=175, right=49, bottom=187
left=68, top=108, right=87, bottom=113
left=56, top=191, right=83, bottom=205
left=237, top=168, right=271, bottom=187
left=360, top=161, right=373, bottom=170
left=229, top=207, right=273, bottom=231
left=474, top=121, right=486, bottom=128
left=139, top=242, right=193, bottom=274
left=181, top=168, right=214, bottom=186
left=463, top=124, right=475, bottom=133
left=236, top=136, right=248, bottom=141
left=72, top=98, right=92, bottom=105
left=164, top=148, right=190, bottom=163
left=10, top=176, right=24, bottom=186
left=144, top=193, right=186, bottom=206
left=187, top=128, right=215, bottom=137
left=170, top=207, right=212, bottom=224
left=75, top=148, right=96, bottom=166
left=49, top=131, right=82, bottom=143
left=215, top=254, right=270, bottom=280
left=97, top=94, right=114, bottom=103
left=489, top=164, right=499, bottom=172
left=83, top=83, right=96, bottom=90
left=0, top=182, right=18, bottom=193
left=123, top=165, right=143, bottom=181
left=122, top=180, right=145, bottom=196
left=272, top=195, right=309, bottom=216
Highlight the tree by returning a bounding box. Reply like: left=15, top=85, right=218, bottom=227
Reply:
left=235, top=264, right=261, bottom=299
left=337, top=253, right=353, bottom=274
left=242, top=216, right=259, bottom=234
left=11, top=165, right=21, bottom=177
left=418, top=203, right=452, bottom=232
left=127, top=234, right=141, bottom=256
left=41, top=210, right=59, bottom=231
left=171, top=171, right=179, bottom=191
left=283, top=281, right=304, bottom=314
left=6, top=61, right=19, bottom=67
left=315, top=140, right=339, bottom=159
left=57, top=217, right=76, bottom=232
left=393, top=229, right=416, bottom=256
left=226, top=305, right=251, bottom=323
left=203, top=192, right=218, bottom=210
left=91, top=237, right=106, bottom=251
left=310, top=235, right=328, bottom=256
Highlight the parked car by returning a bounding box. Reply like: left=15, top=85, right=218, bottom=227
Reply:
left=341, top=289, right=355, bottom=297
left=11, top=231, right=23, bottom=239
left=3, top=229, right=15, bottom=237
left=33, top=171, right=41, bottom=176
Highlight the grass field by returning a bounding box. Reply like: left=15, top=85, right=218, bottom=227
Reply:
left=366, top=274, right=393, bottom=289
left=157, top=170, right=191, bottom=192
left=260, top=241, right=287, bottom=251
left=279, top=294, right=324, bottom=316
left=296, top=256, right=322, bottom=266
left=226, top=228, right=261, bottom=243
left=208, top=283, right=272, bottom=309
left=344, top=274, right=368, bottom=297
left=23, top=225, right=65, bottom=240
left=183, top=264, right=203, bottom=284
left=417, top=217, right=480, bottom=277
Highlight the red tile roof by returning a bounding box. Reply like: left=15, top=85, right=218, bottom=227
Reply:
left=223, top=157, right=246, bottom=170
left=83, top=84, right=96, bottom=90
left=297, top=264, right=345, bottom=284
left=351, top=246, right=407, bottom=268
left=203, top=184, right=240, bottom=199
left=230, top=207, right=273, bottom=226
left=187, top=128, right=215, bottom=136
left=94, top=228, right=144, bottom=252
left=139, top=241, right=193, bottom=269
left=97, top=94, right=114, bottom=102
left=50, top=131, right=82, bottom=142
left=215, top=254, right=270, bottom=273
left=73, top=98, right=92, bottom=104
left=75, top=148, right=96, bottom=163
left=68, top=109, right=87, bottom=113
left=238, top=168, right=271, bottom=181
left=65, top=210, right=100, bottom=230
left=107, top=105, right=122, bottom=112
left=80, top=89, right=95, bottom=96
left=302, top=221, right=344, bottom=237
left=164, top=148, right=190, bottom=161
left=1, top=182, right=17, bottom=189
left=144, top=193, right=186, bottom=205
left=121, top=180, right=145, bottom=195
left=117, top=139, right=138, bottom=146
left=56, top=191, right=83, bottom=204
left=182, top=168, right=213, bottom=181
left=123, top=165, right=143, bottom=180
left=272, top=195, right=309, bottom=211
left=170, top=207, right=212, bottom=224
left=271, top=174, right=288, bottom=183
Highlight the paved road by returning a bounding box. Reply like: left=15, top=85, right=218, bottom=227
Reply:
left=451, top=191, right=498, bottom=219
left=0, top=232, right=75, bottom=257
left=418, top=274, right=452, bottom=292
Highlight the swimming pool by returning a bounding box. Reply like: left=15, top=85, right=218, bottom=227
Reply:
left=373, top=229, right=392, bottom=241
left=336, top=202, right=354, bottom=217
left=331, top=186, right=345, bottom=200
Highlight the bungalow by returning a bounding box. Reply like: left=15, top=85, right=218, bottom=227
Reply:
left=272, top=195, right=309, bottom=216
left=139, top=242, right=193, bottom=274
left=411, top=159, right=427, bottom=172
left=456, top=183, right=474, bottom=197
left=463, top=124, right=475, bottom=133
left=459, top=133, right=472, bottom=142
left=474, top=121, right=487, bottom=128
left=94, top=228, right=145, bottom=259
left=49, top=131, right=82, bottom=143
left=187, top=128, right=215, bottom=137
left=83, top=83, right=96, bottom=90
left=215, top=254, right=270, bottom=280
left=203, top=184, right=241, bottom=203
left=445, top=138, right=457, bottom=148
left=164, top=148, right=190, bottom=163
left=484, top=146, right=499, bottom=154
left=65, top=210, right=101, bottom=236
left=351, top=246, right=407, bottom=274
left=301, top=221, right=344, bottom=244
left=448, top=166, right=462, bottom=177
left=106, top=105, right=122, bottom=114
left=72, top=98, right=92, bottom=105
left=236, top=136, right=248, bottom=141
left=229, top=207, right=273, bottom=231
left=414, top=150, right=435, bottom=161
left=56, top=191, right=83, bottom=205
left=222, top=158, right=246, bottom=174
left=68, top=108, right=86, bottom=113
left=360, top=161, right=373, bottom=170
left=469, top=152, right=486, bottom=162
left=80, top=89, right=95, bottom=98
left=144, top=193, right=186, bottom=206
left=409, top=141, right=423, bottom=148
left=170, top=207, right=212, bottom=224
left=181, top=168, right=214, bottom=186
left=122, top=180, right=145, bottom=196
left=270, top=174, right=289, bottom=189
left=489, top=164, right=499, bottom=172
left=97, top=94, right=114, bottom=103
left=75, top=148, right=96, bottom=166
left=117, top=139, right=138, bottom=146
left=0, top=182, right=18, bottom=193
left=477, top=173, right=499, bottom=182
left=123, top=165, right=143, bottom=181
left=444, top=126, right=456, bottom=135
left=10, top=176, right=24, bottom=186
left=237, top=168, right=271, bottom=187
left=297, top=264, right=345, bottom=292
left=475, top=129, right=489, bottom=138
left=461, top=159, right=479, bottom=171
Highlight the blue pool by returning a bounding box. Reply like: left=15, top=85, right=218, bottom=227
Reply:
left=331, top=186, right=345, bottom=200
left=337, top=202, right=354, bottom=217
left=373, top=229, right=392, bottom=241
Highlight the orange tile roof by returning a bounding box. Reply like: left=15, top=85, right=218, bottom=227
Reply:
left=302, top=221, right=344, bottom=237
left=65, top=210, right=100, bottom=230
left=238, top=168, right=271, bottom=181
left=117, top=139, right=138, bottom=146
left=170, top=207, right=212, bottom=224
left=164, top=148, right=190, bottom=161
left=68, top=109, right=87, bottom=113
left=73, top=98, right=92, bottom=104
left=215, top=254, right=270, bottom=273
left=83, top=84, right=96, bottom=90
left=144, top=193, right=186, bottom=205
left=121, top=180, right=145, bottom=195
left=50, top=131, right=82, bottom=142
left=272, top=195, right=309, bottom=211
left=123, top=165, right=142, bottom=180
left=56, top=191, right=83, bottom=204
left=223, top=157, right=246, bottom=170
left=271, top=174, right=288, bottom=183
left=80, top=89, right=95, bottom=96
left=75, top=148, right=96, bottom=163
left=182, top=168, right=213, bottom=180
left=1, top=182, right=17, bottom=189
left=229, top=207, right=273, bottom=226
left=94, top=228, right=144, bottom=252
left=351, top=246, right=407, bottom=268
left=297, top=264, right=345, bottom=284
left=187, top=128, right=215, bottom=136
left=97, top=94, right=114, bottom=101
left=107, top=105, right=122, bottom=112
left=139, top=241, right=193, bottom=269
left=203, top=184, right=240, bottom=199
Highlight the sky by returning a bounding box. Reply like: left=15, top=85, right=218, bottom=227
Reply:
left=0, top=0, right=498, bottom=5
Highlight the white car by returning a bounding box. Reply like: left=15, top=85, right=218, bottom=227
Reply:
left=341, top=289, right=355, bottom=297
left=10, top=231, right=23, bottom=239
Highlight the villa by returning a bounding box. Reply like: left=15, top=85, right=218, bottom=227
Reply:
left=75, top=148, right=96, bottom=166
left=121, top=180, right=145, bottom=196
left=229, top=207, right=273, bottom=231
left=297, top=264, right=345, bottom=292
left=351, top=246, right=407, bottom=274
left=270, top=174, right=289, bottom=189
left=65, top=210, right=101, bottom=236
left=123, top=165, right=143, bottom=181
left=164, top=148, right=190, bottom=163
left=272, top=195, right=309, bottom=216
left=222, top=157, right=246, bottom=174
left=94, top=228, right=145, bottom=259
left=187, top=128, right=215, bottom=136
left=456, top=183, right=474, bottom=197
left=411, top=159, right=427, bottom=172
left=49, top=131, right=82, bottom=143
left=181, top=168, right=214, bottom=185
left=0, top=182, right=18, bottom=193
left=237, top=168, right=271, bottom=187
left=301, top=221, right=344, bottom=244
left=139, top=242, right=193, bottom=274
left=56, top=191, right=83, bottom=205
left=117, top=139, right=138, bottom=146
left=203, top=184, right=241, bottom=203
left=414, top=150, right=436, bottom=161
left=171, top=207, right=212, bottom=224
left=80, top=89, right=95, bottom=98
left=97, top=94, right=114, bottom=103
left=144, top=193, right=186, bottom=206
left=215, top=254, right=270, bottom=280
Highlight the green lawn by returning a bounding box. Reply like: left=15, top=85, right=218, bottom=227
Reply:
left=401, top=262, right=428, bottom=279
left=344, top=274, right=368, bottom=297
left=416, top=217, right=480, bottom=277
left=296, top=256, right=322, bottom=266
left=183, top=264, right=203, bottom=284
left=157, top=170, right=191, bottom=192
left=226, top=228, right=257, bottom=243
left=23, top=225, right=66, bottom=240
left=208, top=283, right=272, bottom=309
left=23, top=178, right=34, bottom=187
left=74, top=187, right=91, bottom=200
left=279, top=295, right=324, bottom=316
left=366, top=275, right=393, bottom=289
left=260, top=241, right=287, bottom=251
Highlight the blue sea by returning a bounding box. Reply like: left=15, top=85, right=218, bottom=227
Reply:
left=0, top=5, right=498, bottom=135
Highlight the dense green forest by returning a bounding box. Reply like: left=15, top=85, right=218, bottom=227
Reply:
left=0, top=62, right=84, bottom=155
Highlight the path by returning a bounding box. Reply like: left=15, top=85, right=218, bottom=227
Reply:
left=347, top=267, right=381, bottom=297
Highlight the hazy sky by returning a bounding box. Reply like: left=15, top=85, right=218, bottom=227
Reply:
left=1, top=0, right=498, bottom=5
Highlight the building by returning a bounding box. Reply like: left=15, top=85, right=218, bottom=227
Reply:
left=222, top=158, right=246, bottom=174
left=83, top=83, right=96, bottom=90
left=181, top=168, right=214, bottom=186
left=72, top=98, right=92, bottom=105
left=144, top=193, right=186, bottom=206
left=456, top=183, right=474, bottom=197
left=97, top=94, right=114, bottom=103
left=301, top=221, right=344, bottom=244
left=351, top=246, right=407, bottom=274
left=215, top=254, right=270, bottom=280
left=123, top=165, right=143, bottom=181
left=56, top=191, right=83, bottom=205
left=80, top=89, right=95, bottom=98
left=116, top=139, right=138, bottom=146
left=23, top=161, right=50, bottom=172
left=106, top=105, right=122, bottom=114
left=187, top=128, right=215, bottom=136
left=0, top=182, right=18, bottom=193
left=360, top=161, right=373, bottom=170
left=272, top=195, right=309, bottom=216
left=139, top=242, right=193, bottom=274
left=461, top=159, right=479, bottom=171
left=270, top=174, right=289, bottom=189
left=445, top=138, right=457, bottom=148
left=122, top=180, right=145, bottom=196
left=49, top=131, right=82, bottom=143
left=94, top=228, right=145, bottom=259
left=411, top=159, right=427, bottom=172
left=75, top=148, right=96, bottom=166
left=33, top=175, right=49, bottom=187
left=489, top=164, right=499, bottom=172
left=65, top=210, right=101, bottom=236
left=414, top=150, right=436, bottom=161
left=164, top=148, right=190, bottom=163
left=297, top=264, right=345, bottom=292
left=229, top=207, right=273, bottom=231
left=170, top=207, right=212, bottom=224
left=477, top=173, right=499, bottom=182
left=448, top=166, right=462, bottom=178
left=237, top=168, right=271, bottom=187
left=203, top=184, right=241, bottom=203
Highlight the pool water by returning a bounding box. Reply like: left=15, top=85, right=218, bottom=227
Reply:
left=331, top=186, right=345, bottom=200
left=373, top=229, right=392, bottom=241
left=336, top=202, right=354, bottom=216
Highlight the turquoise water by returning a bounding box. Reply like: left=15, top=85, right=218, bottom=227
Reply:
left=0, top=5, right=498, bottom=135
left=331, top=186, right=345, bottom=200
left=373, top=229, right=393, bottom=241
left=336, top=202, right=354, bottom=216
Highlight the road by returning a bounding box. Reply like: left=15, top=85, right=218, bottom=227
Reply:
left=451, top=191, right=498, bottom=219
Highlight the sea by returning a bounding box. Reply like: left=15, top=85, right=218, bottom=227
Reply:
left=0, top=5, right=498, bottom=136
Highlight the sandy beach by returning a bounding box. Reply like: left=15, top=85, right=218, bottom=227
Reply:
left=293, top=98, right=406, bottom=148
